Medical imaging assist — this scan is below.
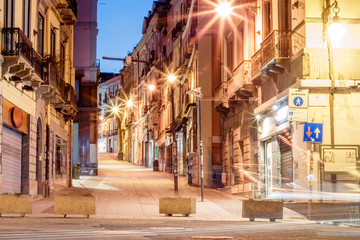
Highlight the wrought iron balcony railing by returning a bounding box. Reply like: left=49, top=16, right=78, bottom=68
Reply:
left=214, top=82, right=228, bottom=108
left=42, top=56, right=66, bottom=97
left=261, top=30, right=292, bottom=68
left=184, top=92, right=196, bottom=113
left=228, top=60, right=251, bottom=98
left=1, top=28, right=43, bottom=78
left=250, top=30, right=292, bottom=80
left=64, top=83, right=78, bottom=109
left=251, top=49, right=262, bottom=79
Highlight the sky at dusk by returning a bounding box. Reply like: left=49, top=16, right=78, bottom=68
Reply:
left=97, top=0, right=154, bottom=73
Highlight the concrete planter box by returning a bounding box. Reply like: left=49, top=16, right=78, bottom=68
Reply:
left=242, top=199, right=283, bottom=222
left=54, top=194, right=96, bottom=218
left=159, top=198, right=196, bottom=217
left=0, top=194, right=33, bottom=217
left=285, top=202, right=360, bottom=221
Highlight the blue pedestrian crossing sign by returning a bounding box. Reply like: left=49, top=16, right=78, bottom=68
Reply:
left=289, top=88, right=308, bottom=108
left=293, top=96, right=304, bottom=107
left=303, top=122, right=323, bottom=143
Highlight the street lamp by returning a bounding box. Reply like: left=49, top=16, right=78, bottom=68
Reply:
left=109, top=99, right=134, bottom=161
left=215, top=1, right=233, bottom=18
left=322, top=0, right=342, bottom=147
left=126, top=99, right=134, bottom=108
left=168, top=74, right=179, bottom=192
left=327, top=4, right=345, bottom=44
left=148, top=84, right=156, bottom=91
left=187, top=87, right=204, bottom=201
left=167, top=74, right=176, bottom=83
left=112, top=106, right=119, bottom=115
left=321, top=0, right=342, bottom=197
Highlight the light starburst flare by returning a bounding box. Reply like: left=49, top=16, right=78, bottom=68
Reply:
left=215, top=1, right=233, bottom=18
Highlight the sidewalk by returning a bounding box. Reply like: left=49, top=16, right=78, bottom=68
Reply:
left=30, top=159, right=307, bottom=222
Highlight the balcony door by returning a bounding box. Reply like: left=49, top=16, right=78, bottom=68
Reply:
left=262, top=0, right=272, bottom=39
left=23, top=0, right=30, bottom=37
left=37, top=12, right=44, bottom=56
left=5, top=0, right=14, bottom=27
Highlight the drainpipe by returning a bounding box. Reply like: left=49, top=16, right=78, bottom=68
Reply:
left=68, top=119, right=73, bottom=187
left=45, top=110, right=50, bottom=197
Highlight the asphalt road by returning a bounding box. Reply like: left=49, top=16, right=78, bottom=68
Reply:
left=0, top=218, right=359, bottom=240
left=1, top=157, right=359, bottom=239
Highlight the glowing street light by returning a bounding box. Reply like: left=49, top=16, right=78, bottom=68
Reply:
left=126, top=99, right=134, bottom=108
left=328, top=21, right=345, bottom=44
left=112, top=106, right=119, bottom=114
left=255, top=114, right=261, bottom=121
left=215, top=1, right=233, bottom=18
left=167, top=74, right=176, bottom=83
left=148, top=84, right=156, bottom=91
left=327, top=3, right=345, bottom=44
left=99, top=115, right=104, bottom=121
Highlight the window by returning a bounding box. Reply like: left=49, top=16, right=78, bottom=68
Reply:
left=50, top=29, right=56, bottom=55
left=236, top=25, right=244, bottom=66
left=5, top=0, right=14, bottom=27
left=104, top=92, right=108, bottom=104
left=37, top=13, right=45, bottom=56
left=225, top=34, right=233, bottom=79
left=263, top=0, right=272, bottom=38
left=60, top=43, right=66, bottom=78
left=279, top=0, right=291, bottom=31
left=99, top=93, right=102, bottom=105
left=23, top=0, right=30, bottom=37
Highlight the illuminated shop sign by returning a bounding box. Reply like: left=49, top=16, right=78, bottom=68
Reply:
left=275, top=105, right=289, bottom=126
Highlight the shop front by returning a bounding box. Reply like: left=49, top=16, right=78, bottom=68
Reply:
left=256, top=98, right=293, bottom=199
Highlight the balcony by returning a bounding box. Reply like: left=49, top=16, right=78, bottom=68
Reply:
left=300, top=48, right=360, bottom=82
left=59, top=84, right=78, bottom=117
left=57, top=0, right=77, bottom=25
left=107, top=129, right=118, bottom=136
left=1, top=28, right=43, bottom=90
left=214, top=82, right=229, bottom=113
left=37, top=56, right=65, bottom=104
left=251, top=30, right=292, bottom=86
left=172, top=20, right=185, bottom=40
left=228, top=60, right=253, bottom=99
left=184, top=92, right=196, bottom=114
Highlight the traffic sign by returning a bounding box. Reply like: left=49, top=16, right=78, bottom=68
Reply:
left=293, top=96, right=304, bottom=107
left=289, top=89, right=308, bottom=108
left=303, top=122, right=323, bottom=143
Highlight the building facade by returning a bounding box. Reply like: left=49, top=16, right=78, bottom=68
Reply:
left=0, top=0, right=77, bottom=196
left=73, top=0, right=98, bottom=175
left=120, top=0, right=223, bottom=188
left=215, top=0, right=360, bottom=199
left=118, top=0, right=360, bottom=200
left=98, top=74, right=121, bottom=154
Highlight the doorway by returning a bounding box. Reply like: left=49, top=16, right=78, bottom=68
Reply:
left=36, top=118, right=43, bottom=195
left=265, top=140, right=273, bottom=195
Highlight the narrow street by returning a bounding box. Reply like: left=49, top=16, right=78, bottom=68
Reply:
left=0, top=155, right=359, bottom=239
left=33, top=154, right=254, bottom=220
